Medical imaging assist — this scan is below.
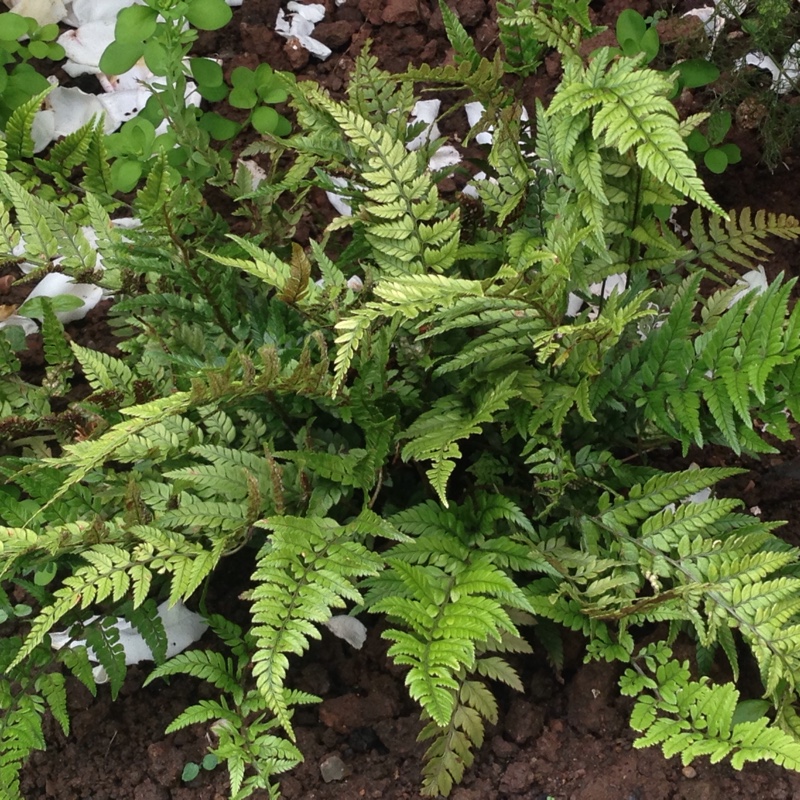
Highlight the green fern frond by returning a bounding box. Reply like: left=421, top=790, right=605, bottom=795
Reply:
left=548, top=49, right=724, bottom=216
left=35, top=672, right=69, bottom=736
left=5, top=87, right=52, bottom=162
left=401, top=375, right=520, bottom=505
left=497, top=0, right=545, bottom=75
left=71, top=343, right=134, bottom=394
left=134, top=153, right=178, bottom=219
left=628, top=650, right=800, bottom=770
left=438, top=0, right=481, bottom=71
left=147, top=650, right=242, bottom=701
left=250, top=515, right=383, bottom=738
left=81, top=123, right=115, bottom=201
left=601, top=467, right=743, bottom=528
left=43, top=120, right=96, bottom=176
left=688, top=207, right=800, bottom=274
left=85, top=616, right=127, bottom=699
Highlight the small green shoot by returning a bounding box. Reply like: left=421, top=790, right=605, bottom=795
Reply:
left=181, top=753, right=219, bottom=782
left=686, top=110, right=742, bottom=174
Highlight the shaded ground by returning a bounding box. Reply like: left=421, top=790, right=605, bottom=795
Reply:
left=11, top=0, right=800, bottom=798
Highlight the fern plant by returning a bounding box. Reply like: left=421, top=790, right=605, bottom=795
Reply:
left=4, top=8, right=800, bottom=800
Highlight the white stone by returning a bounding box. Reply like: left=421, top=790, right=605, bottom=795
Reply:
left=324, top=615, right=367, bottom=649
left=25, top=272, right=103, bottom=323
left=50, top=600, right=209, bottom=682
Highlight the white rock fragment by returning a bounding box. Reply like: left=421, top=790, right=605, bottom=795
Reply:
left=728, top=264, right=768, bottom=307
left=683, top=6, right=726, bottom=49
left=325, top=175, right=353, bottom=217
left=275, top=2, right=331, bottom=60
left=406, top=99, right=462, bottom=171
left=428, top=145, right=461, bottom=171
left=0, top=314, right=39, bottom=336
left=5, top=0, right=68, bottom=25
left=407, top=99, right=441, bottom=151
left=739, top=43, right=800, bottom=94
left=566, top=273, right=628, bottom=319
left=25, top=272, right=103, bottom=323
left=58, top=19, right=117, bottom=76
left=323, top=615, right=367, bottom=649
left=346, top=275, right=363, bottom=293
left=50, top=600, right=209, bottom=684
left=63, top=0, right=140, bottom=27
left=238, top=158, right=267, bottom=189
left=465, top=101, right=493, bottom=145
left=30, top=109, right=56, bottom=154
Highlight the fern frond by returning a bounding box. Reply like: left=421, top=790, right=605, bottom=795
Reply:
left=629, top=653, right=800, bottom=770
left=85, top=615, right=127, bottom=699
left=688, top=207, right=800, bottom=274
left=548, top=49, right=724, bottom=216
left=250, top=515, right=383, bottom=737
left=5, top=87, right=52, bottom=162
left=146, top=650, right=242, bottom=702
left=438, top=0, right=481, bottom=71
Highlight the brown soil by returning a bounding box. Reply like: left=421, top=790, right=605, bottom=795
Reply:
left=11, top=1, right=800, bottom=799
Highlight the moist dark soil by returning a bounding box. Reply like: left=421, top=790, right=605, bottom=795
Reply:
left=10, top=1, right=800, bottom=799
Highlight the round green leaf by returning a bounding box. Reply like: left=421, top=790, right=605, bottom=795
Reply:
left=202, top=754, right=218, bottom=770
left=652, top=204, right=672, bottom=222
left=704, top=147, right=728, bottom=174
left=191, top=57, right=224, bottom=87
left=620, top=38, right=640, bottom=57
left=616, top=9, right=646, bottom=47
left=0, top=609, right=7, bottom=624
left=2, top=323, right=26, bottom=351
left=274, top=114, right=292, bottom=137
left=127, top=118, right=156, bottom=155
left=676, top=58, right=720, bottom=89
left=197, top=82, right=228, bottom=102
left=258, top=84, right=288, bottom=104
left=229, top=85, right=257, bottom=109
left=167, top=145, right=190, bottom=168
left=115, top=5, right=158, bottom=42
left=27, top=40, right=50, bottom=60
left=111, top=158, right=144, bottom=193
left=13, top=603, right=32, bottom=617
left=0, top=13, right=30, bottom=41
left=251, top=105, right=279, bottom=134
left=719, top=142, right=742, bottom=164
left=34, top=562, right=57, bottom=586
left=640, top=26, right=660, bottom=62
left=254, top=63, right=276, bottom=84
left=199, top=111, right=240, bottom=141
left=186, top=0, right=233, bottom=31
left=143, top=39, right=169, bottom=76
left=731, top=699, right=771, bottom=727
left=38, top=23, right=60, bottom=41
left=182, top=763, right=201, bottom=782
left=154, top=130, right=178, bottom=152
left=46, top=42, right=65, bottom=60
left=19, top=295, right=84, bottom=319
left=140, top=94, right=166, bottom=126
left=99, top=40, right=144, bottom=76
left=686, top=129, right=709, bottom=154
left=231, top=65, right=255, bottom=90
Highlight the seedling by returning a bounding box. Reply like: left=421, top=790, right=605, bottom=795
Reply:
left=0, top=13, right=63, bottom=128
left=192, top=60, right=293, bottom=139
left=615, top=8, right=660, bottom=63
left=686, top=110, right=742, bottom=174
left=105, top=117, right=178, bottom=193
left=182, top=753, right=219, bottom=782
